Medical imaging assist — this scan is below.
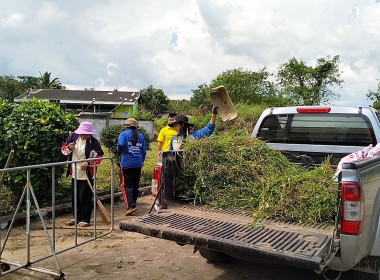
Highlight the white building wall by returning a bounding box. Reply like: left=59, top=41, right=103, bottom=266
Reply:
left=78, top=116, right=154, bottom=140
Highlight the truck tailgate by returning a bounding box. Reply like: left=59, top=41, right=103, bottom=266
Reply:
left=120, top=205, right=338, bottom=271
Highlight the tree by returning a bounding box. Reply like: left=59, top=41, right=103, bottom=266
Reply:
left=38, top=71, right=63, bottom=89
left=168, top=99, right=191, bottom=115
left=209, top=68, right=275, bottom=105
left=100, top=124, right=151, bottom=167
left=17, top=75, right=39, bottom=89
left=277, top=55, right=343, bottom=105
left=366, top=79, right=380, bottom=110
left=0, top=75, right=25, bottom=101
left=0, top=98, right=78, bottom=204
left=139, top=85, right=169, bottom=117
left=189, top=84, right=211, bottom=115
left=1, top=72, right=65, bottom=102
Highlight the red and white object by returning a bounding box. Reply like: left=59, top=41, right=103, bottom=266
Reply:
left=340, top=181, right=364, bottom=235
left=151, top=165, right=162, bottom=197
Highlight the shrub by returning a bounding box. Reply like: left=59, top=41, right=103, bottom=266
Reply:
left=214, top=103, right=266, bottom=135
left=154, top=118, right=167, bottom=133
left=100, top=124, right=151, bottom=167
left=188, top=115, right=210, bottom=130
left=234, top=103, right=266, bottom=123
left=129, top=112, right=154, bottom=120
left=0, top=100, right=14, bottom=163
left=0, top=98, right=79, bottom=206
left=140, top=144, right=156, bottom=186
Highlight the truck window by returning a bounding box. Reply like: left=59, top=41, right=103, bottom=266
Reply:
left=258, top=113, right=375, bottom=146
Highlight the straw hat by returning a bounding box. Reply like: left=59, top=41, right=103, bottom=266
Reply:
left=74, top=122, right=96, bottom=135
left=124, top=118, right=138, bottom=128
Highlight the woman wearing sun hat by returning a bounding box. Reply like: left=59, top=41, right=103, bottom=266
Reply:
left=117, top=118, right=146, bottom=216
left=61, top=122, right=104, bottom=227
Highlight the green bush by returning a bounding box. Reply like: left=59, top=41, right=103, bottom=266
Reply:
left=100, top=124, right=151, bottom=167
left=213, top=104, right=266, bottom=135
left=154, top=118, right=167, bottom=133
left=234, top=103, right=266, bottom=122
left=0, top=100, right=14, bottom=163
left=0, top=98, right=79, bottom=206
left=141, top=144, right=156, bottom=186
left=129, top=112, right=154, bottom=120
left=189, top=115, right=210, bottom=131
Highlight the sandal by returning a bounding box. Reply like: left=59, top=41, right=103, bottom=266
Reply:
left=78, top=222, right=90, bottom=227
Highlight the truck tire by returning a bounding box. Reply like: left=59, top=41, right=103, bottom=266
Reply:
left=198, top=247, right=230, bottom=263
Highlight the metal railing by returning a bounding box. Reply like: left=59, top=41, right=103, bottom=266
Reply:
left=0, top=157, right=114, bottom=279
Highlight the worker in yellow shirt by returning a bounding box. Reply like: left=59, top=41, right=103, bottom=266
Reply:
left=156, top=112, right=177, bottom=161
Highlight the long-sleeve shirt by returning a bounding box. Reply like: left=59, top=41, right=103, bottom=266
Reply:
left=117, top=129, right=147, bottom=168
left=169, top=122, right=215, bottom=151
left=61, top=133, right=104, bottom=177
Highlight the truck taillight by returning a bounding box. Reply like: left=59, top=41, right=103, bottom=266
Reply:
left=151, top=165, right=162, bottom=197
left=340, top=181, right=364, bottom=235
left=296, top=107, right=331, bottom=113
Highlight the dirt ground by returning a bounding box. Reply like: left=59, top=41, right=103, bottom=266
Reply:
left=0, top=194, right=334, bottom=280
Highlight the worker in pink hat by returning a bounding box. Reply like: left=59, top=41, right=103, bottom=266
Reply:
left=61, top=122, right=104, bottom=227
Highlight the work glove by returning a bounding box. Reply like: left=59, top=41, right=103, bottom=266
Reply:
left=212, top=105, right=218, bottom=115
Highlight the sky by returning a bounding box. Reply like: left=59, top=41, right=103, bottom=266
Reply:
left=1, top=0, right=380, bottom=107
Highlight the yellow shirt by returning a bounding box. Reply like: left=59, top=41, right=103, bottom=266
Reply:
left=157, top=126, right=178, bottom=151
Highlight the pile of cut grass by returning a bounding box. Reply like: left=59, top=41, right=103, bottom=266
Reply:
left=176, top=131, right=337, bottom=224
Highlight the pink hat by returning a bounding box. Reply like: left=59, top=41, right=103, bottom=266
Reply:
left=74, top=122, right=96, bottom=135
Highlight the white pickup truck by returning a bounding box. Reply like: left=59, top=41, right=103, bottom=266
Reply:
left=120, top=106, right=380, bottom=280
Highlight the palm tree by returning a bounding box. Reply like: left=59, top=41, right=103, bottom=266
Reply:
left=38, top=71, right=63, bottom=89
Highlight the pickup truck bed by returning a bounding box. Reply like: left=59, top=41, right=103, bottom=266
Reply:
left=120, top=204, right=337, bottom=271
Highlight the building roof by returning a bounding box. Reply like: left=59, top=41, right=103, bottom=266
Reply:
left=14, top=89, right=140, bottom=105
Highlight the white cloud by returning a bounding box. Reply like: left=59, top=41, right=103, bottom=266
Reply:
left=1, top=12, right=24, bottom=27
left=1, top=0, right=380, bottom=106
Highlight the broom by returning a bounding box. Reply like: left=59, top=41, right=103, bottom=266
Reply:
left=85, top=176, right=111, bottom=225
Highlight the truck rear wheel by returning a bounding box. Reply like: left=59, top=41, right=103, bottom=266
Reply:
left=198, top=247, right=230, bottom=263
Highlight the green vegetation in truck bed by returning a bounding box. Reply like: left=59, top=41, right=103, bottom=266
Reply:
left=175, top=131, right=337, bottom=225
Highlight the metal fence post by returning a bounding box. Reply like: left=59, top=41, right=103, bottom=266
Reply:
left=26, top=169, right=31, bottom=265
